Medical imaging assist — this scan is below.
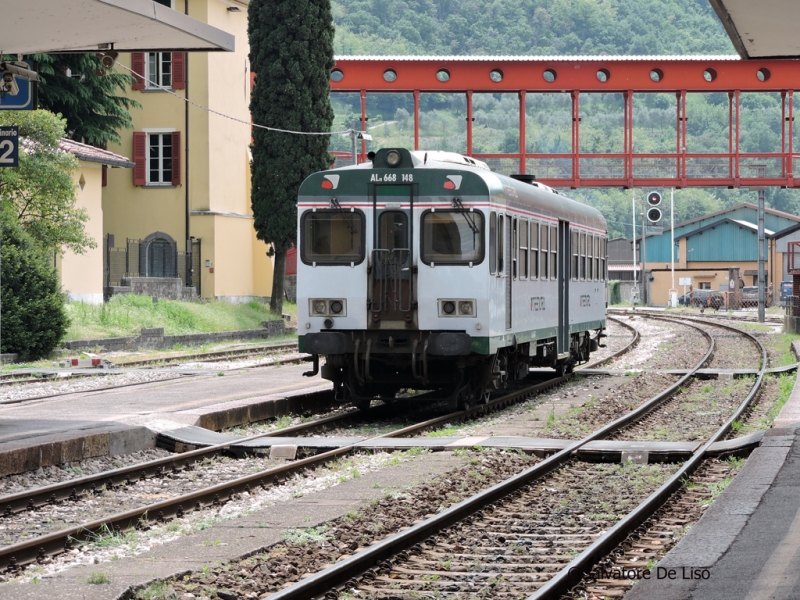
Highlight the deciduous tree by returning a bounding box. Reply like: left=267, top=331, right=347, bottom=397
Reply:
left=249, top=0, right=335, bottom=314
left=0, top=110, right=92, bottom=254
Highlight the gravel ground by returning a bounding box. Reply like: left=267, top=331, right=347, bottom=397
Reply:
left=0, top=448, right=172, bottom=496
left=132, top=450, right=538, bottom=599
left=143, top=456, right=676, bottom=600
left=582, top=319, right=634, bottom=365
left=568, top=457, right=744, bottom=600
left=5, top=450, right=415, bottom=584
left=611, top=376, right=755, bottom=442
left=0, top=371, right=185, bottom=403
left=0, top=454, right=287, bottom=547
left=605, top=316, right=709, bottom=371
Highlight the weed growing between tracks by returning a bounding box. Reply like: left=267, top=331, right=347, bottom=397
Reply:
left=734, top=373, right=796, bottom=435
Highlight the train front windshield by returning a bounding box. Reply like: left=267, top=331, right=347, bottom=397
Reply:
left=301, top=210, right=365, bottom=264
left=421, top=210, right=484, bottom=264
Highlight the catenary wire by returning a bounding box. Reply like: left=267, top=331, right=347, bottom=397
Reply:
left=118, top=63, right=352, bottom=137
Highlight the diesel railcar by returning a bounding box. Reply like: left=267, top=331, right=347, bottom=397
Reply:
left=297, top=148, right=607, bottom=408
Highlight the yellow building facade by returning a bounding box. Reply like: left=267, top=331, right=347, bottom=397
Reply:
left=57, top=141, right=134, bottom=304
left=104, top=0, right=273, bottom=301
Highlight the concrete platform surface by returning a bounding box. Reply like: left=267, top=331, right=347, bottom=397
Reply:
left=0, top=364, right=329, bottom=476
left=625, top=343, right=800, bottom=600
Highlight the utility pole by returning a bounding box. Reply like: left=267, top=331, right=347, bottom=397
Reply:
left=755, top=165, right=766, bottom=323
left=641, top=208, right=648, bottom=306
left=632, top=190, right=638, bottom=305
left=350, top=120, right=357, bottom=166
left=669, top=188, right=677, bottom=307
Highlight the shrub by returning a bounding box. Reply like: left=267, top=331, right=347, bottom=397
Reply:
left=1, top=211, right=69, bottom=358
left=609, top=280, right=622, bottom=305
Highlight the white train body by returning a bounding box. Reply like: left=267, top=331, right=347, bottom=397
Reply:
left=297, top=149, right=607, bottom=405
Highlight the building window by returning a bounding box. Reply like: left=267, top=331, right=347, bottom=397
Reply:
left=148, top=133, right=173, bottom=184
left=147, top=52, right=172, bottom=88
left=699, top=282, right=711, bottom=289
left=133, top=131, right=181, bottom=187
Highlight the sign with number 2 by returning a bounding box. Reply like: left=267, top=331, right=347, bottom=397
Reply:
left=0, top=126, right=19, bottom=168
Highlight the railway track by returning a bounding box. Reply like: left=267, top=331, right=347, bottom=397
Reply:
left=0, top=315, right=642, bottom=575
left=0, top=342, right=304, bottom=406
left=261, top=314, right=767, bottom=600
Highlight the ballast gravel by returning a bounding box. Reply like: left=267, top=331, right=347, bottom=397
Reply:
left=0, top=448, right=172, bottom=496
left=0, top=371, right=183, bottom=403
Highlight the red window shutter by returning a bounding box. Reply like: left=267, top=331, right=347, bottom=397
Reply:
left=131, top=53, right=145, bottom=90
left=133, top=132, right=147, bottom=186
left=172, top=52, right=185, bottom=89
left=171, top=131, right=182, bottom=186
left=102, top=165, right=108, bottom=187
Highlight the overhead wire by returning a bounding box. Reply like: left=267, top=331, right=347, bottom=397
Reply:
left=118, top=62, right=352, bottom=136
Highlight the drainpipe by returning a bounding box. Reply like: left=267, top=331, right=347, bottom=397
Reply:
left=184, top=0, right=190, bottom=249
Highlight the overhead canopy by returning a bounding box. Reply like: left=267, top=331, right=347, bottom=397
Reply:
left=4, top=0, right=234, bottom=54
left=709, top=0, right=800, bottom=58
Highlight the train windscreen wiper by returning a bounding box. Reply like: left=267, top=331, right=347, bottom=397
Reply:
left=452, top=197, right=479, bottom=247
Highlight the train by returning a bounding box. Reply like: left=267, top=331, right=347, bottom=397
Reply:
left=297, top=148, right=608, bottom=409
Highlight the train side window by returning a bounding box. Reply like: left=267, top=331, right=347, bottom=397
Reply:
left=512, top=217, right=518, bottom=279
left=579, top=231, right=586, bottom=280
left=421, top=210, right=485, bottom=265
left=489, top=212, right=497, bottom=275
left=594, top=236, right=600, bottom=281
left=602, top=237, right=608, bottom=280
left=498, top=214, right=505, bottom=276
left=571, top=230, right=579, bottom=281
left=550, top=225, right=557, bottom=279
left=519, top=219, right=528, bottom=280
left=530, top=222, right=539, bottom=279
left=587, top=234, right=594, bottom=280
left=540, top=224, right=548, bottom=279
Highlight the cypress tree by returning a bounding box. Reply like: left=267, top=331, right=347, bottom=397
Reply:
left=249, top=0, right=335, bottom=314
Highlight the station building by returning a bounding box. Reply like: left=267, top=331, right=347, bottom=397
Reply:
left=628, top=203, right=800, bottom=305
left=101, top=0, right=274, bottom=302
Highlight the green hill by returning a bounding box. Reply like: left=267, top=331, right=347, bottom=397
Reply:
left=329, top=0, right=800, bottom=236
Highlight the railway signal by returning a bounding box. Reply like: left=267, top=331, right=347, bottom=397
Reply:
left=646, top=191, right=662, bottom=223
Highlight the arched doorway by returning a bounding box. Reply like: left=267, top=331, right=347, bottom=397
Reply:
left=140, top=232, right=177, bottom=278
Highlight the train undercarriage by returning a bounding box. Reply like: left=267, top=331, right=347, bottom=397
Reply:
left=304, top=328, right=605, bottom=410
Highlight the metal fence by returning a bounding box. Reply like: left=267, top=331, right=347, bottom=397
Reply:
left=786, top=296, right=800, bottom=316
left=104, top=234, right=196, bottom=292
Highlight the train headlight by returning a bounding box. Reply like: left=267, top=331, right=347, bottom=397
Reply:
left=458, top=301, right=474, bottom=316
left=312, top=300, right=328, bottom=315
left=309, top=299, right=347, bottom=317
left=439, top=299, right=476, bottom=317
left=385, top=150, right=401, bottom=167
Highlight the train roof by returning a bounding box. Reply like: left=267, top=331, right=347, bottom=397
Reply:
left=301, top=149, right=606, bottom=232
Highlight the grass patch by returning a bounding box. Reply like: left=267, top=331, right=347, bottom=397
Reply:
left=281, top=525, right=331, bottom=545
left=763, top=332, right=800, bottom=367
left=86, top=572, right=110, bottom=584
left=65, top=295, right=285, bottom=340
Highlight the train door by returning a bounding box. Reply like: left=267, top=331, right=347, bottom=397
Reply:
left=505, top=215, right=513, bottom=329
left=558, top=220, right=570, bottom=356
left=370, top=185, right=415, bottom=328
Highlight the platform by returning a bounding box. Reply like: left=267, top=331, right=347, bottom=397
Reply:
left=624, top=342, right=800, bottom=600
left=0, top=364, right=330, bottom=476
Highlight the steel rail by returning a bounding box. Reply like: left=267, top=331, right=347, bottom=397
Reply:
left=0, top=378, right=552, bottom=571
left=0, top=316, right=643, bottom=572
left=579, top=315, right=640, bottom=370
left=0, top=355, right=308, bottom=407
left=266, top=320, right=716, bottom=600
left=114, top=341, right=298, bottom=368
left=531, top=314, right=768, bottom=599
